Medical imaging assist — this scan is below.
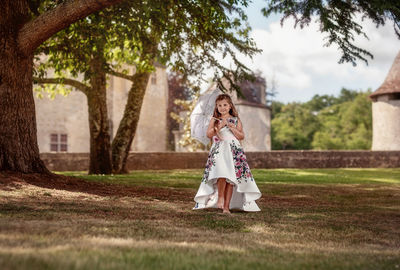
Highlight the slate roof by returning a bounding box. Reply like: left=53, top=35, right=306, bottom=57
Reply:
left=370, top=51, right=400, bottom=100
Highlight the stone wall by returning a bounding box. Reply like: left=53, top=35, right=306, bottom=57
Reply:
left=40, top=151, right=400, bottom=171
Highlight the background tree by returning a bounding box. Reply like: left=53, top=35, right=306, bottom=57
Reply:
left=304, top=94, right=338, bottom=113
left=170, top=92, right=207, bottom=152
left=312, top=90, right=372, bottom=149
left=271, top=103, right=319, bottom=149
left=35, top=0, right=259, bottom=174
left=266, top=73, right=278, bottom=106
left=271, top=88, right=372, bottom=150
left=0, top=0, right=123, bottom=173
left=167, top=72, right=195, bottom=151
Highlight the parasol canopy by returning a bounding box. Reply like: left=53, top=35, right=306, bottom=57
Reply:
left=190, top=88, right=222, bottom=146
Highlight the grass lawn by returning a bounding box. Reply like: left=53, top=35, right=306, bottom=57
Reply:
left=0, top=168, right=399, bottom=270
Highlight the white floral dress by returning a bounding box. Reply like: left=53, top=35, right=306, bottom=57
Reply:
left=193, top=117, right=261, bottom=211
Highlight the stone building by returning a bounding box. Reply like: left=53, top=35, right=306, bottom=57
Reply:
left=233, top=77, right=272, bottom=151
left=369, top=51, right=400, bottom=150
left=173, top=76, right=272, bottom=151
left=34, top=66, right=168, bottom=153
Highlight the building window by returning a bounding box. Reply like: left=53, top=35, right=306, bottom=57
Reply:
left=50, top=134, right=68, bottom=152
left=151, top=73, right=157, bottom=85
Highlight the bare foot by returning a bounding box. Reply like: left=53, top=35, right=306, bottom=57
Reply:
left=217, top=197, right=224, bottom=209
left=222, top=208, right=231, bottom=214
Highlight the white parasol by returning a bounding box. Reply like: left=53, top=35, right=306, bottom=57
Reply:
left=190, top=88, right=222, bottom=146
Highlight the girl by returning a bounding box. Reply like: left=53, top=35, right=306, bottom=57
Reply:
left=193, top=94, right=261, bottom=213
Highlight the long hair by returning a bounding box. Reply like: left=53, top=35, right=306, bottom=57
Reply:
left=213, top=94, right=238, bottom=124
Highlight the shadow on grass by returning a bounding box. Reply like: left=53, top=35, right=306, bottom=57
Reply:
left=0, top=171, right=195, bottom=202
left=1, top=169, right=400, bottom=270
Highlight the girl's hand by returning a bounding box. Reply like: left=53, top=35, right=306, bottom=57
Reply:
left=217, top=119, right=226, bottom=130
left=227, top=123, right=235, bottom=130
left=214, top=126, right=222, bottom=139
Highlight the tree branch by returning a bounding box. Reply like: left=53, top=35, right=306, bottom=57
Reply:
left=107, top=69, right=134, bottom=81
left=33, top=76, right=90, bottom=95
left=18, top=0, right=124, bottom=55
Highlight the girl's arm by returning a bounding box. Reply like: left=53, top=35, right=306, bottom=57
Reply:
left=207, top=118, right=224, bottom=139
left=228, top=118, right=245, bottom=140
left=206, top=119, right=218, bottom=139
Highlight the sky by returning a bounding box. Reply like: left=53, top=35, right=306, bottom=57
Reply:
left=229, top=1, right=400, bottom=103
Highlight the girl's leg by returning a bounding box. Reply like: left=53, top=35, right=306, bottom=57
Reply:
left=217, top=178, right=226, bottom=209
left=223, top=183, right=233, bottom=213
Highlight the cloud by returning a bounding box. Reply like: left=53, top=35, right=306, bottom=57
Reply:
left=239, top=16, right=400, bottom=103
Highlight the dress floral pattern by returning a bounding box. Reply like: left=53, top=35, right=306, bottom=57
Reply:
left=230, top=141, right=253, bottom=184
left=193, top=116, right=261, bottom=212
left=202, top=141, right=220, bottom=182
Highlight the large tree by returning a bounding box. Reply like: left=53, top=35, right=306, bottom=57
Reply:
left=34, top=0, right=258, bottom=174
left=0, top=0, right=124, bottom=173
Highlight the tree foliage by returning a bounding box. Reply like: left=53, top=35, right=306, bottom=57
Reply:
left=263, top=0, right=400, bottom=65
left=271, top=88, right=372, bottom=150
left=170, top=92, right=207, bottom=152
left=271, top=102, right=319, bottom=149
left=35, top=0, right=259, bottom=90
left=33, top=0, right=259, bottom=173
left=312, top=90, right=372, bottom=149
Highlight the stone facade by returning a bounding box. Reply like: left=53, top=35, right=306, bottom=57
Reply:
left=370, top=51, right=400, bottom=150
left=35, top=91, right=89, bottom=153
left=35, top=66, right=168, bottom=153
left=236, top=102, right=271, bottom=151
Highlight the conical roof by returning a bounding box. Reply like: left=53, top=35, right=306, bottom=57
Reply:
left=370, top=51, right=400, bottom=100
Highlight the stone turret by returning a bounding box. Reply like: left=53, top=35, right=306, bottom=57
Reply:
left=369, top=51, right=400, bottom=150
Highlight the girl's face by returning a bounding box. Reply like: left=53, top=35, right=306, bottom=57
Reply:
left=216, top=99, right=231, bottom=116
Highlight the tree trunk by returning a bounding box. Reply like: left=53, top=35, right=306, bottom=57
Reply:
left=0, top=1, right=49, bottom=173
left=87, top=56, right=112, bottom=174
left=0, top=0, right=123, bottom=174
left=111, top=72, right=151, bottom=174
